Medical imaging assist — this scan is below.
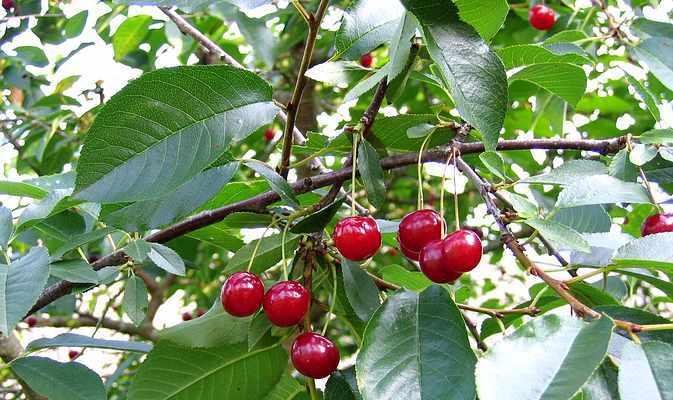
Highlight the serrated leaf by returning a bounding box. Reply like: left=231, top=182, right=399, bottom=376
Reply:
left=618, top=341, right=673, bottom=400
left=124, top=239, right=152, bottom=262
left=326, top=368, right=361, bottom=400
left=609, top=149, right=638, bottom=182
left=524, top=160, right=607, bottom=185
left=248, top=312, right=272, bottom=351
left=553, top=205, right=611, bottom=233
left=570, top=232, right=634, bottom=267
left=357, top=139, right=386, bottom=209
left=27, top=333, right=152, bottom=353
left=505, top=192, right=538, bottom=219
left=525, top=218, right=590, bottom=252
left=50, top=260, right=99, bottom=284
left=114, top=0, right=271, bottom=13
left=406, top=123, right=436, bottom=139
left=625, top=71, right=661, bottom=120
left=305, top=61, right=369, bottom=86
left=633, top=37, right=673, bottom=92
left=226, top=233, right=300, bottom=274
left=640, top=129, right=673, bottom=145
left=123, top=276, right=148, bottom=327
left=11, top=357, right=105, bottom=400
left=147, top=243, right=185, bottom=276
left=476, top=314, right=613, bottom=400
left=244, top=160, right=300, bottom=210
left=74, top=66, right=278, bottom=203
left=291, top=197, right=344, bottom=234
left=631, top=17, right=673, bottom=40
left=379, top=264, right=432, bottom=292
left=630, top=144, right=658, bottom=166
left=341, top=259, right=380, bottom=322
left=264, top=372, right=307, bottom=400
left=581, top=359, right=620, bottom=400
left=454, top=0, right=508, bottom=40
left=0, top=180, right=49, bottom=199
left=0, top=206, right=12, bottom=249
left=556, top=175, right=651, bottom=208
left=113, top=15, right=152, bottom=61
left=510, top=63, right=587, bottom=106
left=498, top=44, right=591, bottom=69
left=51, top=227, right=116, bottom=259
left=613, top=232, right=673, bottom=270
left=14, top=45, right=49, bottom=67
left=480, top=151, right=507, bottom=180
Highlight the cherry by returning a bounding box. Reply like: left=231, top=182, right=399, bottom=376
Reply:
left=360, top=53, right=373, bottom=68
left=529, top=5, right=556, bottom=31
left=291, top=332, right=340, bottom=379
left=642, top=213, right=673, bottom=236
left=264, top=128, right=275, bottom=142
left=397, top=210, right=443, bottom=261
left=443, top=229, right=483, bottom=273
left=419, top=240, right=462, bottom=283
left=181, top=312, right=193, bottom=321
left=263, top=281, right=310, bottom=327
left=68, top=350, right=80, bottom=360
left=25, top=316, right=38, bottom=328
left=221, top=271, right=265, bottom=317
left=195, top=308, right=206, bottom=318
left=333, top=216, right=381, bottom=261
left=2, top=0, right=14, bottom=10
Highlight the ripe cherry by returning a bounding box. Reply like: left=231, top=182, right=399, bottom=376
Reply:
left=291, top=332, right=340, bottom=379
left=181, top=312, right=192, bottom=321
left=333, top=216, right=381, bottom=261
left=397, top=210, right=443, bottom=261
left=25, top=316, right=38, bottom=328
left=68, top=350, right=80, bottom=360
left=419, top=240, right=462, bottom=284
left=2, top=0, right=14, bottom=10
left=642, top=213, right=673, bottom=236
left=443, top=229, right=483, bottom=273
left=221, top=271, right=265, bottom=317
left=264, top=128, right=275, bottom=142
left=360, top=53, right=373, bottom=68
left=529, top=4, right=556, bottom=31
left=263, top=281, right=310, bottom=327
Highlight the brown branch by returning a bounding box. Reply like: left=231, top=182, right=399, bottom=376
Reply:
left=461, top=312, right=488, bottom=352
left=27, top=136, right=627, bottom=316
left=33, top=314, right=158, bottom=341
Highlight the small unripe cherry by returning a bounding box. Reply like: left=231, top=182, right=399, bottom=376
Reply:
left=263, top=281, right=310, bottom=327
left=68, top=350, right=80, bottom=360
left=360, top=53, right=373, bottom=68
left=529, top=4, right=556, bottom=31
left=291, top=332, right=340, bottom=379
left=221, top=271, right=265, bottom=317
left=181, top=312, right=193, bottom=321
left=25, top=316, right=38, bottom=328
left=642, top=213, right=673, bottom=236
left=264, top=128, right=275, bottom=142
left=333, top=216, right=381, bottom=261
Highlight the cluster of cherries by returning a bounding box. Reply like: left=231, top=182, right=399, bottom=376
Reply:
left=529, top=4, right=556, bottom=31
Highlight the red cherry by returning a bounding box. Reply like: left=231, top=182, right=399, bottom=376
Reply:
left=221, top=272, right=265, bottom=317
left=264, top=128, right=275, bottom=142
left=397, top=210, right=443, bottom=261
left=443, top=229, right=483, bottom=273
left=68, top=350, right=79, bottom=360
left=419, top=240, right=462, bottom=283
left=2, top=0, right=14, bottom=10
left=360, top=53, right=373, bottom=68
left=25, top=316, right=38, bottom=328
left=263, top=281, right=310, bottom=327
left=291, top=332, right=340, bottom=379
left=642, top=213, right=673, bottom=236
left=333, top=216, right=381, bottom=261
left=181, top=312, right=193, bottom=321
left=529, top=5, right=556, bottom=31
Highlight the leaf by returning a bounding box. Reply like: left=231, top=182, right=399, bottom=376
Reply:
left=113, top=0, right=271, bottom=13
left=0, top=247, right=50, bottom=335
left=613, top=233, right=673, bottom=270
left=379, top=264, right=432, bottom=292
left=633, top=37, right=673, bottom=92
left=617, top=270, right=673, bottom=304
left=597, top=306, right=673, bottom=345
left=0, top=180, right=49, bottom=199
left=402, top=0, right=507, bottom=151
left=305, top=61, right=369, bottom=86
left=0, top=206, right=12, bottom=249
left=386, top=11, right=419, bottom=83
left=357, top=139, right=386, bottom=209
left=113, top=15, right=152, bottom=61
left=631, top=17, right=673, bottom=40
left=556, top=175, right=651, bottom=208
left=341, top=259, right=380, bottom=322
left=581, top=359, right=620, bottom=400
left=334, top=0, right=406, bottom=59
left=356, top=286, right=477, bottom=400
left=51, top=227, right=117, bottom=259
left=480, top=151, right=507, bottom=181
left=244, top=160, right=300, bottom=209
left=11, top=357, right=106, bottom=400
left=505, top=192, right=538, bottom=219
left=64, top=10, right=88, bottom=38
left=325, top=368, right=361, bottom=400
left=525, top=218, right=590, bottom=252
left=226, top=233, right=301, bottom=274
left=74, top=66, right=278, bottom=203
left=291, top=197, right=345, bottom=234
left=640, top=129, right=673, bottom=145
left=624, top=71, right=661, bottom=120
left=570, top=232, right=634, bottom=267
left=525, top=160, right=607, bottom=185
left=123, top=276, right=148, bottom=327
left=27, top=333, right=152, bottom=353
left=264, top=372, right=307, bottom=400
left=498, top=44, right=591, bottom=69
left=629, top=144, right=658, bottom=166
left=248, top=312, right=272, bottom=351
left=127, top=341, right=287, bottom=400
left=618, top=341, right=673, bottom=400
left=453, top=0, right=509, bottom=40
left=476, top=314, right=613, bottom=400
left=510, top=63, right=587, bottom=106
left=50, top=260, right=99, bottom=284
left=609, top=149, right=638, bottom=182
left=124, top=239, right=152, bottom=262
left=187, top=223, right=245, bottom=252
left=553, top=205, right=612, bottom=233
left=406, top=123, right=436, bottom=139
left=14, top=46, right=49, bottom=67
left=147, top=243, right=186, bottom=276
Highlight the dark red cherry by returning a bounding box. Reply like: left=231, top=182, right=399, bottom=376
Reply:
left=419, top=240, right=462, bottom=283
left=264, top=128, right=275, bottom=142
left=221, top=272, right=265, bottom=317
left=2, top=0, right=14, bottom=10
left=68, top=350, right=80, bottom=360
left=397, top=210, right=443, bottom=261
left=195, top=308, right=206, bottom=317
left=333, top=216, right=381, bottom=261
left=25, top=316, right=38, bottom=328
left=642, top=213, right=673, bottom=236
left=529, top=4, right=556, bottom=31
left=291, top=332, right=340, bottom=379
left=444, top=229, right=483, bottom=273
left=360, top=53, right=373, bottom=68
left=263, top=281, right=310, bottom=327
left=181, top=311, right=193, bottom=321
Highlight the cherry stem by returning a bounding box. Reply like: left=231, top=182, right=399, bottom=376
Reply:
left=351, top=132, right=360, bottom=216
left=246, top=218, right=277, bottom=272
left=321, top=262, right=338, bottom=336
left=452, top=147, right=460, bottom=232
left=281, top=222, right=291, bottom=281
left=625, top=134, right=660, bottom=209
left=417, top=133, right=434, bottom=210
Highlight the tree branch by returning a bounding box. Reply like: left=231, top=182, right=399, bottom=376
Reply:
left=33, top=314, right=158, bottom=341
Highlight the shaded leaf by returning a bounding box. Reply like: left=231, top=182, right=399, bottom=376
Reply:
left=27, top=333, right=152, bottom=353
left=123, top=276, right=148, bottom=327
left=244, top=160, right=300, bottom=209
left=341, top=259, right=380, bottom=322
left=11, top=357, right=105, bottom=400
left=618, top=341, right=673, bottom=400
left=147, top=243, right=186, bottom=276
left=357, top=139, right=386, bottom=209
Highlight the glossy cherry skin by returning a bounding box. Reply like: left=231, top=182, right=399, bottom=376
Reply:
left=333, top=216, right=381, bottom=261
left=443, top=229, right=483, bottom=273
left=68, top=350, right=80, bottom=360
left=398, top=210, right=443, bottom=261
left=291, top=332, right=340, bottom=379
left=642, top=213, right=673, bottom=236
left=264, top=128, right=275, bottom=142
left=529, top=5, right=556, bottom=31
left=263, top=281, right=310, bottom=327
left=181, top=312, right=193, bottom=321
left=221, top=272, right=265, bottom=317
left=360, top=53, right=373, bottom=68
left=419, top=240, right=462, bottom=283
left=2, top=0, right=14, bottom=10
left=25, top=316, right=38, bottom=328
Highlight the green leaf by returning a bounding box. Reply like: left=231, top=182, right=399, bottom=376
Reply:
left=50, top=260, right=99, bottom=284
left=356, top=286, right=477, bottom=400
left=123, top=276, right=149, bottom=327
left=402, top=0, right=507, bottom=151
left=51, top=227, right=117, bottom=259
left=453, top=0, right=508, bottom=40
left=14, top=46, right=49, bottom=67
left=556, top=175, right=651, bottom=208
left=624, top=71, right=661, bottom=121
left=629, top=144, right=658, bottom=166
left=305, top=61, right=369, bottom=86
left=524, top=160, right=607, bottom=185
left=124, top=239, right=152, bottom=262
left=244, top=160, right=300, bottom=210
left=113, top=15, right=152, bottom=61
left=509, top=63, right=587, bottom=106
left=291, top=197, right=345, bottom=234
left=633, top=37, right=673, bottom=92
left=325, top=368, right=361, bottom=400
left=609, top=149, right=638, bottom=182
left=597, top=306, right=673, bottom=345
left=498, top=44, right=591, bottom=69
left=74, top=66, right=278, bottom=203
left=553, top=205, right=612, bottom=233
left=113, top=0, right=271, bottom=13
left=505, top=192, right=538, bottom=219
left=581, top=359, right=620, bottom=400
left=406, top=123, right=436, bottom=139
left=357, top=139, right=386, bottom=209
left=386, top=11, right=419, bottom=83
left=128, top=341, right=287, bottom=400
left=366, top=114, right=451, bottom=152
left=618, top=341, right=673, bottom=400
left=27, top=333, right=152, bottom=353
left=0, top=247, right=50, bottom=335
left=613, top=232, right=673, bottom=270
left=248, top=312, right=272, bottom=351
left=525, top=218, right=590, bottom=252
left=0, top=180, right=49, bottom=199
left=379, top=264, right=432, bottom=292
left=570, top=232, right=634, bottom=267
left=480, top=151, right=507, bottom=181
left=187, top=223, right=245, bottom=252
left=11, top=357, right=105, bottom=400
left=0, top=206, right=12, bottom=249
left=264, top=372, right=307, bottom=400
left=226, top=233, right=301, bottom=275
left=341, top=259, right=380, bottom=322
left=631, top=17, right=673, bottom=40
left=617, top=270, right=673, bottom=303
left=476, top=314, right=613, bottom=400
left=147, top=243, right=186, bottom=276
left=64, top=10, right=88, bottom=38
left=334, top=0, right=406, bottom=59
left=640, top=129, right=673, bottom=145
